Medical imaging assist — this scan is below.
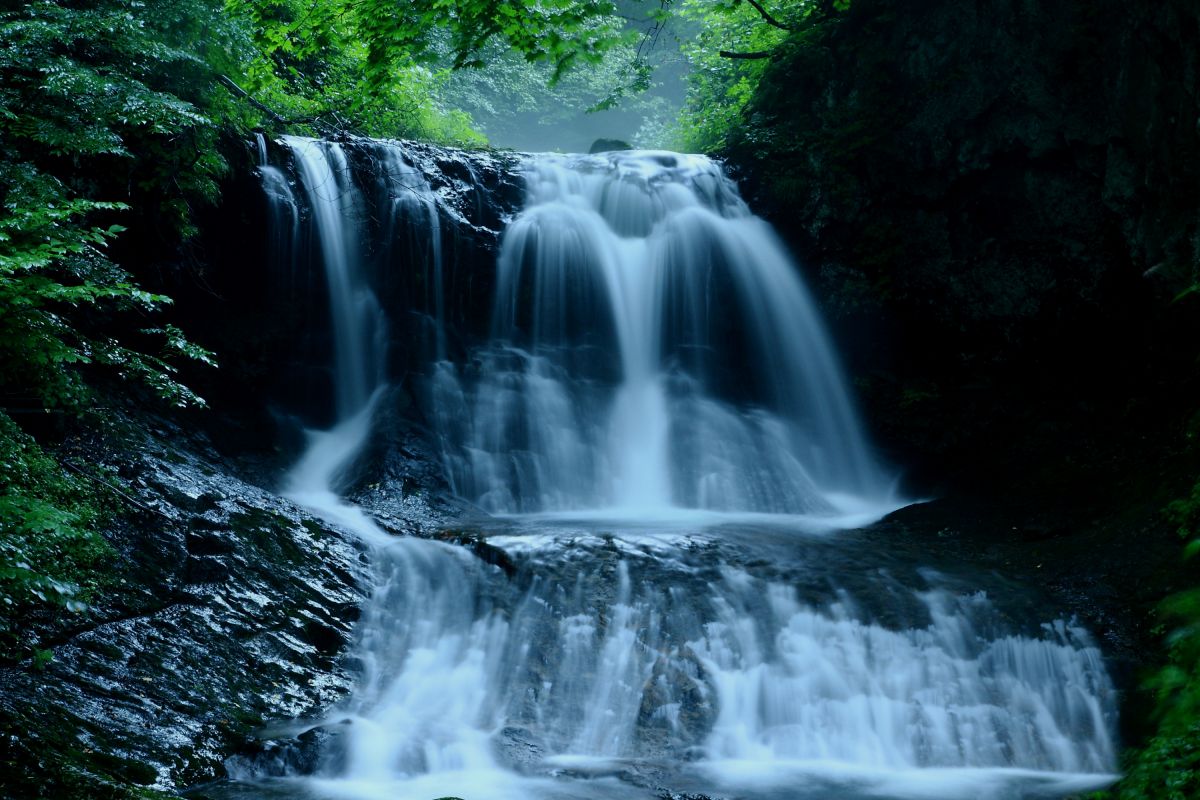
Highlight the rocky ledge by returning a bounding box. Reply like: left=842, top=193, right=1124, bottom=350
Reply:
left=0, top=403, right=467, bottom=799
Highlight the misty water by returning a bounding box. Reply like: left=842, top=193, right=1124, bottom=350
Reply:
left=216, top=137, right=1119, bottom=800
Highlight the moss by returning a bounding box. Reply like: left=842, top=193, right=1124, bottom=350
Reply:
left=0, top=702, right=173, bottom=800
left=228, top=509, right=306, bottom=566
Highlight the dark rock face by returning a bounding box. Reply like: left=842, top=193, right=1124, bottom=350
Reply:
left=0, top=419, right=368, bottom=796
left=726, top=0, right=1200, bottom=493
left=176, top=138, right=527, bottom=435
left=589, top=138, right=633, bottom=153
left=0, top=410, right=468, bottom=798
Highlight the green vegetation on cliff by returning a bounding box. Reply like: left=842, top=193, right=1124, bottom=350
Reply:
left=671, top=0, right=845, bottom=151
left=0, top=412, right=111, bottom=657
left=1113, top=481, right=1200, bottom=799
left=0, top=0, right=228, bottom=411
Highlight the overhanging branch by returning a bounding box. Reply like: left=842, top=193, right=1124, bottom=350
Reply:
left=744, top=0, right=793, bottom=31
left=216, top=75, right=327, bottom=128
left=719, top=50, right=773, bottom=59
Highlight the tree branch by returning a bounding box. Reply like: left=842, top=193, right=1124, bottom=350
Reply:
left=217, top=75, right=290, bottom=124
left=744, top=0, right=793, bottom=31
left=61, top=460, right=174, bottom=521
left=719, top=50, right=774, bottom=59
left=216, top=74, right=327, bottom=128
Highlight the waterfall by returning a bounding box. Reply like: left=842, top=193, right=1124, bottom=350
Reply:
left=431, top=152, right=894, bottom=519
left=271, top=137, right=387, bottom=540
left=255, top=133, right=299, bottom=283
left=233, top=138, right=1119, bottom=800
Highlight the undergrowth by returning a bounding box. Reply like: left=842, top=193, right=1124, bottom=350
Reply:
left=1105, top=479, right=1200, bottom=798
left=0, top=411, right=114, bottom=661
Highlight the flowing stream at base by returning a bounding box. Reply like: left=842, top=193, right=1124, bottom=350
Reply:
left=231, top=139, right=1119, bottom=800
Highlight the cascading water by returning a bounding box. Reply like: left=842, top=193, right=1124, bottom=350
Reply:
left=231, top=139, right=1119, bottom=800
left=276, top=136, right=390, bottom=536
left=255, top=133, right=299, bottom=278
left=431, top=153, right=893, bottom=519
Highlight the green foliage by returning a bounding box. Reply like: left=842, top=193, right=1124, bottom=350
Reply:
left=0, top=412, right=113, bottom=658
left=0, top=0, right=224, bottom=410
left=669, top=0, right=845, bottom=152
left=0, top=168, right=215, bottom=409
left=0, top=0, right=242, bottom=224
left=672, top=0, right=786, bottom=151
left=226, top=0, right=630, bottom=143
left=1113, top=481, right=1200, bottom=798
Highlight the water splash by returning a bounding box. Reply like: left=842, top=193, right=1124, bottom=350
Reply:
left=228, top=529, right=1118, bottom=800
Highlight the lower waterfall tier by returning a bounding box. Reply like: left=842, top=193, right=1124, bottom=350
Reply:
left=223, top=522, right=1118, bottom=800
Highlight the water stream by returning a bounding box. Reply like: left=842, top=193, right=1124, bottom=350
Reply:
left=225, top=138, right=1119, bottom=800
left=431, top=153, right=892, bottom=518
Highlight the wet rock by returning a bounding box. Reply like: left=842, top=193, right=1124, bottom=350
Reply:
left=226, top=719, right=349, bottom=779
left=589, top=138, right=632, bottom=153
left=494, top=725, right=545, bottom=771
left=0, top=416, right=375, bottom=797
left=637, top=651, right=714, bottom=759
left=435, top=530, right=517, bottom=577
left=174, top=136, right=528, bottom=441
left=0, top=386, right=501, bottom=799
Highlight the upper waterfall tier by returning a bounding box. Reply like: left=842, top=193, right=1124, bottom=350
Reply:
left=249, top=137, right=895, bottom=519
left=432, top=151, right=897, bottom=518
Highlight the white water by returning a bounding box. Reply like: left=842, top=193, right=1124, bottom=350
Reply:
left=245, top=140, right=1119, bottom=800
left=255, top=134, right=299, bottom=283
left=432, top=152, right=898, bottom=518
